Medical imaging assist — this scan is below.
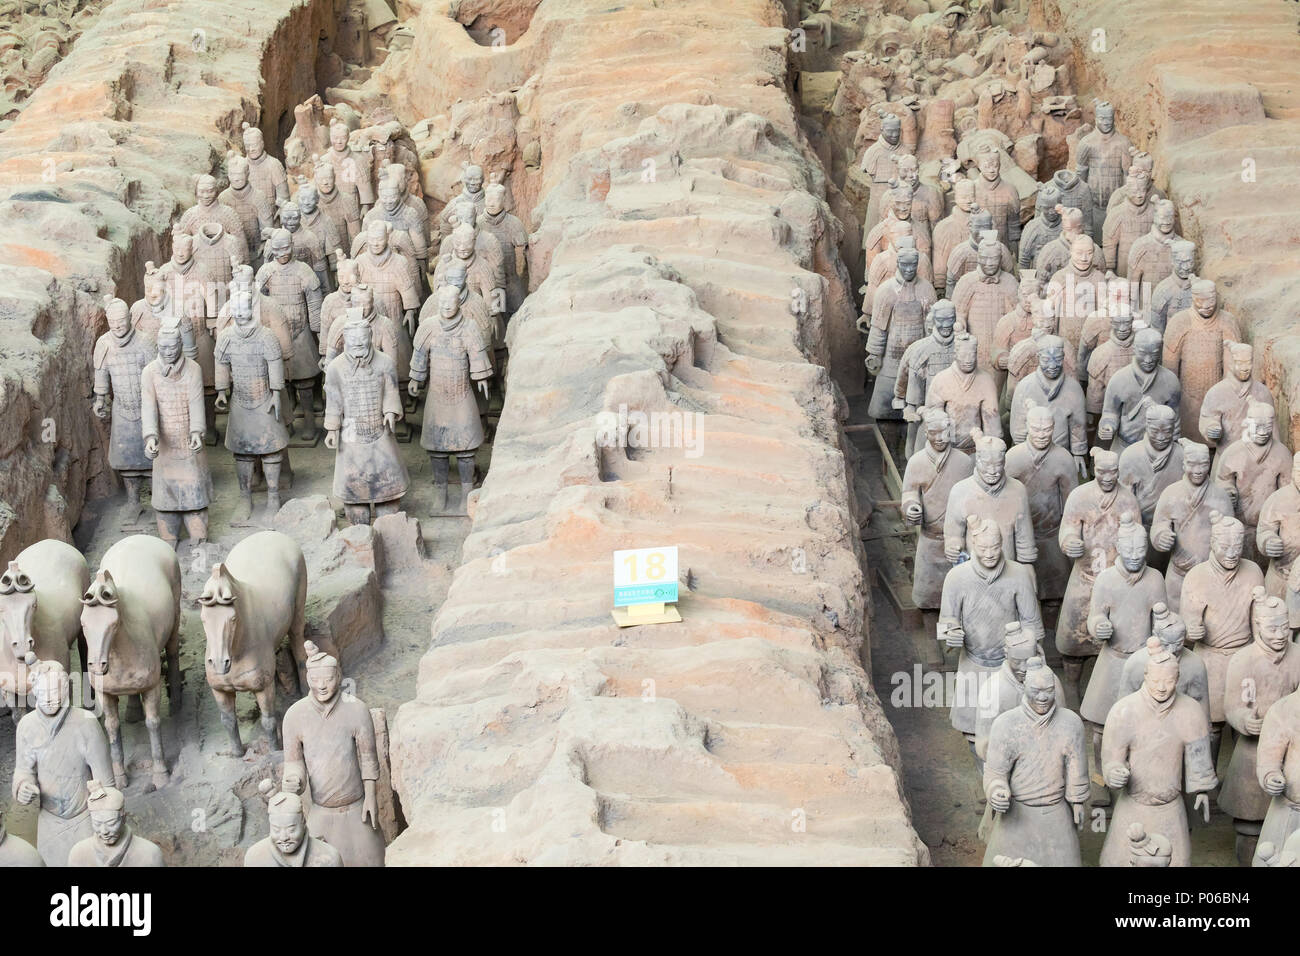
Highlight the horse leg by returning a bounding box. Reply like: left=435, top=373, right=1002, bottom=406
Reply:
left=76, top=633, right=94, bottom=708
left=290, top=598, right=308, bottom=698
left=255, top=683, right=281, bottom=749
left=165, top=627, right=182, bottom=715
left=142, top=684, right=169, bottom=791
left=103, top=693, right=127, bottom=789
left=212, top=687, right=244, bottom=757
left=125, top=693, right=144, bottom=722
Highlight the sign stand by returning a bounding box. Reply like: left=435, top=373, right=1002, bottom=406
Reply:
left=611, top=545, right=682, bottom=627
left=611, top=601, right=682, bottom=627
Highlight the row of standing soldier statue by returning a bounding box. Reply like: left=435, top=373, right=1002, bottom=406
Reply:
left=93, top=120, right=528, bottom=541
left=872, top=105, right=1300, bottom=867
left=0, top=121, right=532, bottom=867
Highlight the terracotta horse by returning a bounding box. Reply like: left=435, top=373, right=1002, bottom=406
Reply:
left=199, top=530, right=308, bottom=754
left=79, top=535, right=182, bottom=790
left=0, top=540, right=89, bottom=718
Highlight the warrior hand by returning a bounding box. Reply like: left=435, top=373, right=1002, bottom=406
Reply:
left=944, top=626, right=966, bottom=648
left=1072, top=803, right=1085, bottom=827
left=478, top=380, right=491, bottom=400
left=268, top=393, right=282, bottom=421
left=944, top=541, right=962, bottom=563
left=404, top=311, right=416, bottom=337
left=1265, top=537, right=1285, bottom=559
left=144, top=436, right=160, bottom=459
left=1206, top=421, right=1223, bottom=442
left=1246, top=714, right=1264, bottom=736
left=384, top=411, right=400, bottom=433
left=1152, top=527, right=1176, bottom=551
left=902, top=500, right=923, bottom=523
left=1063, top=536, right=1085, bottom=559
left=855, top=315, right=871, bottom=334
left=1194, top=793, right=1210, bottom=819
left=1074, top=455, right=1089, bottom=480
left=318, top=357, right=329, bottom=372
left=865, top=354, right=882, bottom=376
left=1184, top=622, right=1206, bottom=644
left=1093, top=617, right=1113, bottom=642
left=15, top=780, right=39, bottom=805
left=1105, top=764, right=1130, bottom=789
left=988, top=783, right=1011, bottom=814
left=215, top=390, right=229, bottom=412
left=1096, top=420, right=1114, bottom=441
left=92, top=396, right=109, bottom=420
left=902, top=405, right=921, bottom=423
left=407, top=380, right=421, bottom=398
left=363, top=791, right=379, bottom=829
left=324, top=429, right=339, bottom=450
left=188, top=431, right=203, bottom=451
left=1263, top=771, right=1286, bottom=796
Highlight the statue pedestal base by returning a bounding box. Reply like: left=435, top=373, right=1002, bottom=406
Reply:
left=611, top=602, right=682, bottom=628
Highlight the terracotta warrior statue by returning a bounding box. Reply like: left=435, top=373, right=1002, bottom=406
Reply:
left=438, top=163, right=488, bottom=238
left=946, top=213, right=1012, bottom=301
left=1003, top=299, right=1076, bottom=411
left=67, top=781, right=164, bottom=867
left=92, top=295, right=154, bottom=528
left=319, top=250, right=358, bottom=369
left=1107, top=150, right=1165, bottom=214
left=354, top=219, right=420, bottom=338
left=1102, top=169, right=1155, bottom=277
left=13, top=657, right=113, bottom=866
left=409, top=285, right=494, bottom=514
left=1256, top=683, right=1300, bottom=866
left=1126, top=199, right=1180, bottom=308
left=480, top=182, right=528, bottom=316
left=1182, top=511, right=1265, bottom=761
left=1017, top=182, right=1061, bottom=271
left=221, top=153, right=273, bottom=267
left=434, top=259, right=498, bottom=380
left=924, top=332, right=1001, bottom=453
left=1047, top=163, right=1096, bottom=246
left=866, top=246, right=937, bottom=420
left=1220, top=589, right=1300, bottom=865
left=324, top=317, right=409, bottom=525
left=362, top=174, right=429, bottom=289
left=1009, top=334, right=1088, bottom=476
left=1164, top=278, right=1241, bottom=443
left=297, top=180, right=345, bottom=284
left=901, top=406, right=973, bottom=611
left=323, top=282, right=404, bottom=378
left=282, top=641, right=385, bottom=867
left=241, top=122, right=289, bottom=208
left=1120, top=608, right=1210, bottom=720
left=896, top=154, right=942, bottom=252
left=1034, top=205, right=1100, bottom=285
left=1046, top=234, right=1110, bottom=349
left=322, top=119, right=373, bottom=215
left=896, top=300, right=957, bottom=457
left=179, top=172, right=249, bottom=264
left=932, top=176, right=975, bottom=286
left=1075, top=101, right=1132, bottom=243
left=1006, top=401, right=1077, bottom=600
left=0, top=809, right=42, bottom=867
left=1258, top=452, right=1300, bottom=600
left=953, top=237, right=1018, bottom=379
left=141, top=322, right=213, bottom=548
left=215, top=289, right=290, bottom=525
left=1056, top=447, right=1141, bottom=704
left=245, top=779, right=343, bottom=867
left=1083, top=308, right=1137, bottom=427
left=156, top=231, right=221, bottom=444
left=1199, top=342, right=1275, bottom=455
left=1100, top=639, right=1217, bottom=867
left=1082, top=513, right=1168, bottom=779
left=276, top=198, right=331, bottom=295
left=1127, top=822, right=1173, bottom=867
left=314, top=156, right=362, bottom=248
left=1097, top=327, right=1180, bottom=452
left=983, top=657, right=1087, bottom=867
left=974, top=623, right=1065, bottom=771
left=1214, top=400, right=1290, bottom=560
left=1150, top=441, right=1233, bottom=612
left=939, top=517, right=1043, bottom=751
left=1118, top=404, right=1183, bottom=527
left=972, top=145, right=1021, bottom=257
left=257, top=227, right=324, bottom=443
left=943, top=429, right=1036, bottom=578
left=1148, top=238, right=1196, bottom=333
left=859, top=112, right=909, bottom=238
left=992, top=275, right=1040, bottom=381
left=865, top=185, right=926, bottom=272
left=433, top=219, right=507, bottom=325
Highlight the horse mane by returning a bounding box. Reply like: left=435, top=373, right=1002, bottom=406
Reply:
left=198, top=563, right=236, bottom=607
left=81, top=569, right=118, bottom=607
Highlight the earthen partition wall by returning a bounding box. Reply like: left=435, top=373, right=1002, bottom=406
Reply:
left=0, top=0, right=340, bottom=561
left=384, top=0, right=927, bottom=864
left=1034, top=0, right=1300, bottom=444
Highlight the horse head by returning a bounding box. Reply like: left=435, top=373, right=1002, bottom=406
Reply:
left=0, top=560, right=37, bottom=659
left=198, top=563, right=237, bottom=676
left=79, top=569, right=121, bottom=676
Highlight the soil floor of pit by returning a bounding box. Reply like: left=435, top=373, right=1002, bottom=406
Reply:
left=0, top=402, right=487, bottom=865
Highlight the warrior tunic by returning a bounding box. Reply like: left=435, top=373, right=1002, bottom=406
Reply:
left=867, top=275, right=937, bottom=419
left=983, top=702, right=1088, bottom=867
left=992, top=305, right=1035, bottom=377
left=1119, top=438, right=1184, bottom=527
left=410, top=313, right=492, bottom=453
left=67, top=831, right=165, bottom=867
left=1005, top=442, right=1077, bottom=599
left=953, top=270, right=1018, bottom=379
left=179, top=199, right=249, bottom=265
left=140, top=357, right=212, bottom=512
left=219, top=182, right=273, bottom=262
left=354, top=247, right=421, bottom=333
left=896, top=332, right=956, bottom=457
left=214, top=321, right=289, bottom=457
left=1214, top=438, right=1291, bottom=550
left=255, top=258, right=323, bottom=383
left=973, top=175, right=1021, bottom=254
left=940, top=558, right=1044, bottom=734
left=931, top=207, right=970, bottom=289
left=1009, top=371, right=1088, bottom=458
left=93, top=327, right=155, bottom=473
left=1199, top=375, right=1275, bottom=454
left=245, top=835, right=343, bottom=867
left=156, top=258, right=216, bottom=388
left=1034, top=233, right=1103, bottom=288
left=1127, top=229, right=1179, bottom=308
left=324, top=349, right=409, bottom=505
left=1258, top=483, right=1300, bottom=599
left=0, top=828, right=43, bottom=866
left=318, top=183, right=362, bottom=247
left=1148, top=273, right=1193, bottom=334
left=901, top=444, right=974, bottom=608
left=858, top=138, right=906, bottom=238
left=1255, top=690, right=1300, bottom=864
left=1121, top=647, right=1211, bottom=721
left=1018, top=215, right=1060, bottom=272
left=1150, top=478, right=1235, bottom=613
left=1076, top=128, right=1133, bottom=240
left=246, top=150, right=289, bottom=208
left=1047, top=170, right=1095, bottom=241
left=1100, top=689, right=1217, bottom=867
left=1098, top=363, right=1182, bottom=453
left=945, top=240, right=1014, bottom=301
left=1085, top=335, right=1135, bottom=419
left=974, top=663, right=1066, bottom=762
left=944, top=472, right=1037, bottom=565
left=924, top=365, right=1002, bottom=453
left=1101, top=196, right=1154, bottom=276
left=1055, top=481, right=1142, bottom=658
left=1163, top=306, right=1242, bottom=444
left=1220, top=641, right=1300, bottom=822
left=13, top=705, right=114, bottom=867
left=1004, top=334, right=1076, bottom=413
left=1182, top=554, right=1265, bottom=722
left=1081, top=564, right=1168, bottom=725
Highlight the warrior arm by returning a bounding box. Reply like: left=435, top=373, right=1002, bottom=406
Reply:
left=1101, top=210, right=1120, bottom=272
left=267, top=342, right=287, bottom=393
left=1256, top=708, right=1289, bottom=788
left=942, top=487, right=966, bottom=558
left=1064, top=715, right=1090, bottom=805
left=1075, top=140, right=1093, bottom=184
left=1099, top=708, right=1131, bottom=782
left=1097, top=376, right=1123, bottom=438
left=1184, top=728, right=1219, bottom=795
left=865, top=294, right=893, bottom=359
left=140, top=369, right=160, bottom=440
left=354, top=708, right=381, bottom=782
left=1014, top=568, right=1045, bottom=643
left=82, top=717, right=114, bottom=785
left=323, top=365, right=344, bottom=431
left=1197, top=400, right=1222, bottom=446
left=1068, top=389, right=1089, bottom=457
left=1008, top=383, right=1028, bottom=445
left=187, top=363, right=207, bottom=436
left=381, top=359, right=404, bottom=418
left=980, top=390, right=1004, bottom=442
left=214, top=342, right=232, bottom=393
left=1086, top=582, right=1114, bottom=641
left=304, top=273, right=323, bottom=333
left=981, top=722, right=1014, bottom=801
left=1222, top=657, right=1256, bottom=738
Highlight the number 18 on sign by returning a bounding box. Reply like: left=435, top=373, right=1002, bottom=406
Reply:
left=611, top=546, right=682, bottom=627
